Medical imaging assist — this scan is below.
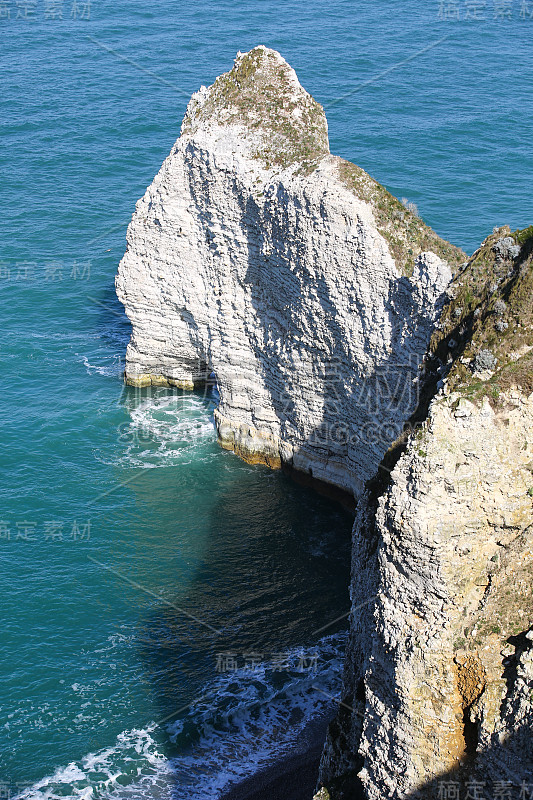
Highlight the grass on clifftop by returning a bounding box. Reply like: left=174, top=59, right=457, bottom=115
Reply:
left=429, top=224, right=533, bottom=401
left=184, top=47, right=466, bottom=274
left=183, top=46, right=329, bottom=176
left=337, top=159, right=465, bottom=277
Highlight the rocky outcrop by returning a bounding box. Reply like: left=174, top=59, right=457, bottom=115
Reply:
left=116, top=45, right=532, bottom=800
left=320, top=389, right=533, bottom=798
left=116, top=45, right=462, bottom=496
left=318, top=229, right=533, bottom=799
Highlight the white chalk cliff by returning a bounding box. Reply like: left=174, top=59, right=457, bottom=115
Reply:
left=319, top=389, right=533, bottom=799
left=116, top=46, right=533, bottom=799
left=116, top=45, right=462, bottom=496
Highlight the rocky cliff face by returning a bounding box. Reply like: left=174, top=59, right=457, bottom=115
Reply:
left=116, top=45, right=462, bottom=495
left=116, top=46, right=532, bottom=799
left=318, top=229, right=533, bottom=799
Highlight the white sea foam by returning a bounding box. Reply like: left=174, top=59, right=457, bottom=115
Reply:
left=119, top=392, right=217, bottom=469
left=16, top=633, right=345, bottom=800
left=93, top=633, right=132, bottom=655
left=80, top=355, right=124, bottom=378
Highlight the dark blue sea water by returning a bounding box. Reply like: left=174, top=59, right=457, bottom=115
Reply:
left=1, top=1, right=531, bottom=797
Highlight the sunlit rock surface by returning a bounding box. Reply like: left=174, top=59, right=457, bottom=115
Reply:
left=116, top=45, right=461, bottom=495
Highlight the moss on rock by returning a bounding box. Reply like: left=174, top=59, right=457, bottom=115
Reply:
left=182, top=47, right=465, bottom=275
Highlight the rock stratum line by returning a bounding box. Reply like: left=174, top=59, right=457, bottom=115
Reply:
left=319, top=227, right=533, bottom=799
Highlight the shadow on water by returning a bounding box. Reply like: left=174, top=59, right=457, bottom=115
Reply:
left=89, top=279, right=132, bottom=355
left=128, top=442, right=354, bottom=798
left=85, top=279, right=132, bottom=413
left=109, top=183, right=439, bottom=795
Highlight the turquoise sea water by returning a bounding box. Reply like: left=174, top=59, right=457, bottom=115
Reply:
left=1, top=1, right=532, bottom=797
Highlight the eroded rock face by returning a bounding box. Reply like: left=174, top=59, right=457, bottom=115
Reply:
left=116, top=45, right=460, bottom=495
left=116, top=46, right=532, bottom=798
left=318, top=229, right=533, bottom=799
left=319, top=389, right=533, bottom=798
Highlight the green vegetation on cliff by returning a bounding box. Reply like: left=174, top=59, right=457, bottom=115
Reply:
left=183, top=46, right=466, bottom=276
left=183, top=46, right=329, bottom=175
left=430, top=224, right=533, bottom=400
left=337, top=159, right=466, bottom=277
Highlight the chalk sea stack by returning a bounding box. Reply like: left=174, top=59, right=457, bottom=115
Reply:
left=116, top=45, right=463, bottom=496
